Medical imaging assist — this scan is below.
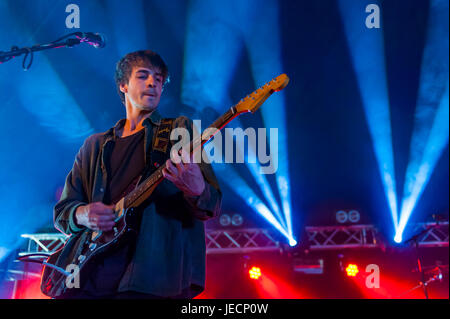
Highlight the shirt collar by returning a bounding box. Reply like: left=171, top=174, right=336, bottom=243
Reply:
left=144, top=110, right=162, bottom=126
left=107, top=110, right=162, bottom=139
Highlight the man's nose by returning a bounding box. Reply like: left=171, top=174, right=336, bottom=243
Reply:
left=146, top=75, right=156, bottom=87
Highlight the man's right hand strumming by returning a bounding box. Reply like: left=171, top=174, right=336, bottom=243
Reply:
left=75, top=202, right=116, bottom=232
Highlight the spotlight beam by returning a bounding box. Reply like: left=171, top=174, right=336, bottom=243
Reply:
left=242, top=0, right=295, bottom=241
left=396, top=83, right=449, bottom=241
left=396, top=0, right=449, bottom=242
left=213, top=162, right=294, bottom=245
left=338, top=0, right=399, bottom=231
left=225, top=119, right=288, bottom=230
left=183, top=0, right=292, bottom=242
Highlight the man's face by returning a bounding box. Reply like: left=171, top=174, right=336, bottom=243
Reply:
left=120, top=65, right=164, bottom=111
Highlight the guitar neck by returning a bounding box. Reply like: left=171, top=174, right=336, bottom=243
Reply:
left=121, top=72, right=289, bottom=209
left=123, top=106, right=241, bottom=209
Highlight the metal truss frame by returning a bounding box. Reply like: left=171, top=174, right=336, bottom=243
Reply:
left=411, top=222, right=449, bottom=247
left=305, top=225, right=379, bottom=250
left=18, top=223, right=448, bottom=255
left=19, top=233, right=68, bottom=256
left=205, top=228, right=281, bottom=254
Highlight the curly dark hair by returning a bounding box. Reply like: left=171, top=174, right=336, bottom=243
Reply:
left=114, top=50, right=170, bottom=105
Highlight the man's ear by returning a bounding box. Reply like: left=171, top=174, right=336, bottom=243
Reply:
left=119, top=83, right=128, bottom=94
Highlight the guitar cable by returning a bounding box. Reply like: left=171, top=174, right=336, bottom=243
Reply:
left=17, top=254, right=71, bottom=276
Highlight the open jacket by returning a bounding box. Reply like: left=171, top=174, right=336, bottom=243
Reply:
left=53, top=110, right=222, bottom=297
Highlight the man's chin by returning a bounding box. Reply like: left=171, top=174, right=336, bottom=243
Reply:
left=134, top=103, right=157, bottom=112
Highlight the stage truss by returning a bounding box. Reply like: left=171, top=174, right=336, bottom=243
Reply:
left=305, top=225, right=379, bottom=250
left=18, top=222, right=448, bottom=256
left=409, top=222, right=449, bottom=247
left=205, top=228, right=281, bottom=254
left=19, top=233, right=67, bottom=256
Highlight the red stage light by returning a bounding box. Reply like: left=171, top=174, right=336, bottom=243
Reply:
left=249, top=266, right=262, bottom=280
left=345, top=264, right=359, bottom=277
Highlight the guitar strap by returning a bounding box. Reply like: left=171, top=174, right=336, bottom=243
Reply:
left=138, top=118, right=174, bottom=185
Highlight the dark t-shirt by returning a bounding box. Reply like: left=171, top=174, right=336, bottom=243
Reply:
left=82, top=129, right=145, bottom=296
left=106, top=129, right=145, bottom=204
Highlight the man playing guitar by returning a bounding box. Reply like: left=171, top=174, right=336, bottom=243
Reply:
left=54, top=50, right=222, bottom=299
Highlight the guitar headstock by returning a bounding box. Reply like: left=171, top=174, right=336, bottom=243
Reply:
left=235, top=73, right=289, bottom=114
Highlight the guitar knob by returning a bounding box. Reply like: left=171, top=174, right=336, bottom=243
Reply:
left=78, top=255, right=86, bottom=263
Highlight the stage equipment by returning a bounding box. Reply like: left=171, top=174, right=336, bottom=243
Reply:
left=305, top=225, right=379, bottom=250
left=336, top=210, right=361, bottom=224
left=408, top=221, right=449, bottom=247
left=249, top=267, right=262, bottom=280
left=401, top=220, right=449, bottom=299
left=348, top=210, right=361, bottom=223
left=231, top=214, right=244, bottom=227
left=292, top=257, right=324, bottom=275
left=206, top=228, right=281, bottom=254
left=336, top=210, right=348, bottom=224
left=0, top=32, right=106, bottom=70
left=18, top=222, right=447, bottom=259
left=219, top=214, right=231, bottom=227
left=345, top=264, right=359, bottom=277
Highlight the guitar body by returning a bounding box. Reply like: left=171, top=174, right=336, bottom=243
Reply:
left=40, top=205, right=142, bottom=298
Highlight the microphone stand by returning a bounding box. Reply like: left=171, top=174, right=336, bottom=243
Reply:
left=0, top=33, right=94, bottom=70
left=403, top=223, right=440, bottom=299
left=397, top=267, right=444, bottom=298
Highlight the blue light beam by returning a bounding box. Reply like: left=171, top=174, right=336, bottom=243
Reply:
left=183, top=0, right=290, bottom=237
left=396, top=84, right=449, bottom=242
left=194, top=117, right=288, bottom=232
left=215, top=161, right=296, bottom=246
left=338, top=0, right=399, bottom=230
left=239, top=0, right=295, bottom=243
left=396, top=0, right=449, bottom=242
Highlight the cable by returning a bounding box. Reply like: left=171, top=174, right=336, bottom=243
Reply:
left=17, top=253, right=52, bottom=259
left=22, top=47, right=33, bottom=71
left=49, top=32, right=80, bottom=44
left=17, top=256, right=71, bottom=277
left=1, top=32, right=82, bottom=69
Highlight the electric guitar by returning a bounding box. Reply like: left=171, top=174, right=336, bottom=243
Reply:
left=40, top=73, right=289, bottom=298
